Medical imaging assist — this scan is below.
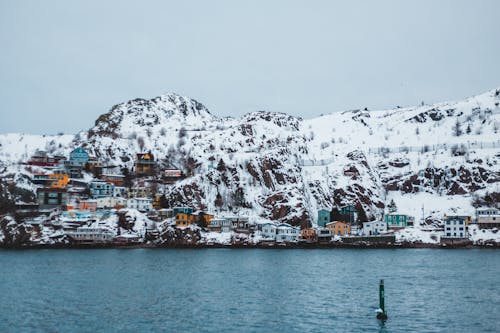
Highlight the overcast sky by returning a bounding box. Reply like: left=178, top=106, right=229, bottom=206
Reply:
left=1, top=0, right=499, bottom=134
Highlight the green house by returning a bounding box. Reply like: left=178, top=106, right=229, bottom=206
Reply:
left=384, top=213, right=414, bottom=227
left=317, top=209, right=331, bottom=227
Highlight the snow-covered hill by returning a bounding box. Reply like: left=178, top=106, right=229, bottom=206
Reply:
left=1, top=89, right=499, bottom=225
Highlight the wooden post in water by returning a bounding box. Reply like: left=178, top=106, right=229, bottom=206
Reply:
left=376, top=279, right=388, bottom=320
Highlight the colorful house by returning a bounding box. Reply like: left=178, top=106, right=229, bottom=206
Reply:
left=78, top=200, right=97, bottom=212
left=89, top=181, right=115, bottom=198
left=326, top=221, right=351, bottom=236
left=443, top=216, right=470, bottom=238
left=28, top=151, right=66, bottom=167
left=101, top=174, right=125, bottom=186
left=300, top=228, right=317, bottom=243
left=317, top=209, right=331, bottom=227
left=69, top=147, right=90, bottom=166
left=135, top=152, right=156, bottom=176
left=36, top=188, right=68, bottom=209
left=176, top=212, right=195, bottom=227
left=48, top=173, right=69, bottom=189
left=173, top=207, right=193, bottom=216
left=384, top=213, right=415, bottom=228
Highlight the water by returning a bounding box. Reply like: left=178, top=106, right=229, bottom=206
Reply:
left=0, top=249, right=499, bottom=333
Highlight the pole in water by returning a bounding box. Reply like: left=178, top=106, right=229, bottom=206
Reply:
left=376, top=279, right=388, bottom=320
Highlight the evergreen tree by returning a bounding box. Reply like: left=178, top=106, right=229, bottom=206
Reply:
left=387, top=199, right=397, bottom=213
left=453, top=118, right=463, bottom=136
left=355, top=202, right=368, bottom=223
left=214, top=192, right=223, bottom=209
left=466, top=123, right=472, bottom=135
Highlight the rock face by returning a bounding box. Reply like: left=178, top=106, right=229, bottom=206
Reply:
left=1, top=89, right=499, bottom=226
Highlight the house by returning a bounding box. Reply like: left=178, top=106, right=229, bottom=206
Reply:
left=384, top=213, right=414, bottom=228
left=208, top=217, right=232, bottom=232
left=163, top=169, right=183, bottom=183
left=115, top=233, right=141, bottom=244
left=257, top=222, right=277, bottom=240
left=317, top=227, right=332, bottom=244
left=67, top=227, right=114, bottom=243
left=200, top=213, right=215, bottom=227
left=101, top=174, right=125, bottom=186
left=227, top=216, right=251, bottom=233
left=78, top=200, right=97, bottom=212
left=176, top=212, right=196, bottom=227
left=113, top=186, right=127, bottom=198
left=173, top=207, right=193, bottom=216
left=317, top=209, right=331, bottom=227
left=443, top=216, right=470, bottom=238
left=158, top=209, right=174, bottom=220
left=339, top=205, right=356, bottom=224
left=127, top=198, right=153, bottom=212
left=96, top=197, right=127, bottom=210
left=362, top=221, right=387, bottom=236
left=48, top=173, right=69, bottom=189
left=135, top=152, right=156, bottom=176
left=300, top=228, right=317, bottom=243
left=27, top=151, right=66, bottom=167
left=326, top=221, right=351, bottom=236
left=128, top=187, right=153, bottom=199
left=37, top=188, right=67, bottom=209
left=89, top=181, right=115, bottom=198
left=69, top=147, right=90, bottom=166
left=276, top=223, right=300, bottom=242
left=32, top=174, right=50, bottom=185
left=476, top=208, right=500, bottom=229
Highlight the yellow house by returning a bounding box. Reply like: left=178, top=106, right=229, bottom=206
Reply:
left=326, top=221, right=351, bottom=236
left=176, top=212, right=196, bottom=227
left=48, top=173, right=69, bottom=189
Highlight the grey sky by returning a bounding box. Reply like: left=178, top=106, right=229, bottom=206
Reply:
left=1, top=0, right=499, bottom=134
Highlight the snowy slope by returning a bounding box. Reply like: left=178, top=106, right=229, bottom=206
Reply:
left=1, top=89, right=499, bottom=226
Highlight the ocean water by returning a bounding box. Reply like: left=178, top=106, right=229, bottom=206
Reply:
left=0, top=249, right=498, bottom=333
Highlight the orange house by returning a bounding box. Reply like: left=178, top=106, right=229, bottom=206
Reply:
left=326, top=221, right=351, bottom=236
left=78, top=200, right=97, bottom=212
left=176, top=212, right=196, bottom=227
left=48, top=173, right=69, bottom=189
left=300, top=228, right=317, bottom=242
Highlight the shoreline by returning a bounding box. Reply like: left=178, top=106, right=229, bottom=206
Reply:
left=2, top=242, right=499, bottom=250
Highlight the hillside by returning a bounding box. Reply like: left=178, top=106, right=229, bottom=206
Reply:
left=1, top=89, right=499, bottom=226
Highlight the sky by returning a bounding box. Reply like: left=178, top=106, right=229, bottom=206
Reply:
left=0, top=0, right=499, bottom=134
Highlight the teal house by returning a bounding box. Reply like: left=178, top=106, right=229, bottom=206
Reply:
left=339, top=205, right=356, bottom=224
left=69, top=147, right=90, bottom=166
left=317, top=209, right=331, bottom=227
left=384, top=213, right=414, bottom=227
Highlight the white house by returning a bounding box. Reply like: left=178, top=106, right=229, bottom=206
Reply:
left=96, top=196, right=127, bottom=209
left=362, top=221, right=387, bottom=236
left=476, top=208, right=500, bottom=229
left=276, top=223, right=300, bottom=242
left=208, top=218, right=232, bottom=232
left=444, top=216, right=469, bottom=238
left=67, top=227, right=115, bottom=243
left=127, top=198, right=153, bottom=212
left=258, top=222, right=277, bottom=240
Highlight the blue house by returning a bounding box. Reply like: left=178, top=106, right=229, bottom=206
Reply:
left=317, top=209, right=331, bottom=227
left=89, top=181, right=115, bottom=198
left=173, top=207, right=193, bottom=216
left=69, top=147, right=90, bottom=166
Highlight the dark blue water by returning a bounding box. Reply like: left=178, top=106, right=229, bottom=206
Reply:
left=0, top=249, right=499, bottom=333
